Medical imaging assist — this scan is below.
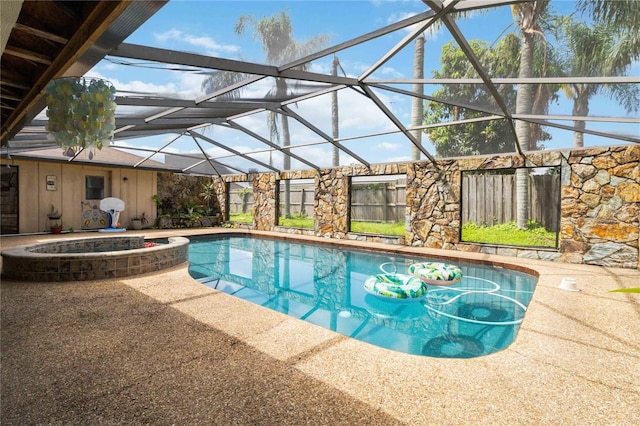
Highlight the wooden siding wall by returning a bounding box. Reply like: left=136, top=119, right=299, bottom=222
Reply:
left=1, top=159, right=157, bottom=233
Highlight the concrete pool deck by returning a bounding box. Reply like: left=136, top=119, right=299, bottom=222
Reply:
left=2, top=229, right=639, bottom=425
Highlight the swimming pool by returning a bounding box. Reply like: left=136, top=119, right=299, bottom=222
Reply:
left=188, top=235, right=537, bottom=358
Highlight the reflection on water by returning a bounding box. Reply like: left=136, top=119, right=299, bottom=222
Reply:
left=188, top=236, right=536, bottom=358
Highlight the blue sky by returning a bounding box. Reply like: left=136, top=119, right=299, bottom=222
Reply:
left=84, top=0, right=639, bottom=170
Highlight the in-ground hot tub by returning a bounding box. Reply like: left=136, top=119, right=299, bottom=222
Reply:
left=1, top=236, right=189, bottom=281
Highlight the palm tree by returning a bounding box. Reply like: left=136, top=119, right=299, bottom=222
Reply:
left=567, top=0, right=640, bottom=148
left=511, top=0, right=640, bottom=228
left=235, top=10, right=330, bottom=217
left=201, top=70, right=248, bottom=100
left=511, top=0, right=550, bottom=229
left=331, top=55, right=340, bottom=167
left=410, top=34, right=425, bottom=161
left=555, top=17, right=639, bottom=148
left=577, top=0, right=640, bottom=71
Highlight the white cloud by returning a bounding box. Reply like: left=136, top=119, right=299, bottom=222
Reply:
left=387, top=11, right=420, bottom=26
left=380, top=66, right=404, bottom=78
left=88, top=69, right=179, bottom=95
left=154, top=29, right=179, bottom=43
left=154, top=29, right=240, bottom=56
left=376, top=142, right=400, bottom=151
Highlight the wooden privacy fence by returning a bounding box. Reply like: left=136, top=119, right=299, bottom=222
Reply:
left=230, top=176, right=558, bottom=229
left=228, top=190, right=254, bottom=215
left=228, top=186, right=316, bottom=217
left=462, top=173, right=560, bottom=231
left=229, top=181, right=407, bottom=222
left=351, top=182, right=406, bottom=222
left=278, top=185, right=315, bottom=217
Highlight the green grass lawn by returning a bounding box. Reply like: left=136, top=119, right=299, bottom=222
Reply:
left=278, top=216, right=314, bottom=228
left=278, top=216, right=405, bottom=236
left=461, top=221, right=557, bottom=248
left=351, top=220, right=405, bottom=236
left=232, top=213, right=404, bottom=236
left=229, top=212, right=252, bottom=223
left=231, top=215, right=553, bottom=246
left=276, top=217, right=405, bottom=235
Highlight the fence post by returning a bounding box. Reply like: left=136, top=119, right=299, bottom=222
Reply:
left=383, top=183, right=388, bottom=222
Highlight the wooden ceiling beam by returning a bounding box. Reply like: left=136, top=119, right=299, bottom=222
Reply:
left=3, top=46, right=52, bottom=65
left=13, top=22, right=69, bottom=44
left=1, top=93, right=22, bottom=102
left=1, top=1, right=132, bottom=145
left=46, top=1, right=82, bottom=22
left=0, top=78, right=31, bottom=91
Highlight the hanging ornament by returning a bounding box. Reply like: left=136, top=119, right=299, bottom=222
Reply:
left=45, top=77, right=117, bottom=159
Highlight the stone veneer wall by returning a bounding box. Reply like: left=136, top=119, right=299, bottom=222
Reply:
left=405, top=159, right=460, bottom=250
left=218, top=145, right=639, bottom=269
left=315, top=168, right=350, bottom=238
left=560, top=146, right=639, bottom=268
left=212, top=178, right=228, bottom=220
left=252, top=172, right=278, bottom=231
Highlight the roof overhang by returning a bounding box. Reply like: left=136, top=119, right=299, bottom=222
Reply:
left=0, top=0, right=168, bottom=146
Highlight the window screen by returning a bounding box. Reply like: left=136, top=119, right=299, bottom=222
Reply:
left=86, top=176, right=105, bottom=200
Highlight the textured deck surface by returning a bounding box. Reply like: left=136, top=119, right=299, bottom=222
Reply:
left=2, top=229, right=639, bottom=425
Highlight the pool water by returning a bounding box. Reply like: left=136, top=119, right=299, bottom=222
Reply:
left=188, top=236, right=537, bottom=358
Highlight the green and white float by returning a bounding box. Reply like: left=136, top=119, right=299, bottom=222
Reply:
left=363, top=273, right=427, bottom=300
left=408, top=262, right=463, bottom=286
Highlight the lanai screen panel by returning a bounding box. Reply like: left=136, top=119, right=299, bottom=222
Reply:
left=5, top=0, right=638, bottom=172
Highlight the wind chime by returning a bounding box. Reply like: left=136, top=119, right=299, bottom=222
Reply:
left=45, top=77, right=117, bottom=159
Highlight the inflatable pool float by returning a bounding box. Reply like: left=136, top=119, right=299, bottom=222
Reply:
left=408, top=262, right=463, bottom=286
left=363, top=273, right=427, bottom=300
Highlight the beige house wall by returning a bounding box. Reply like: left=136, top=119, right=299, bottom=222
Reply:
left=5, top=159, right=157, bottom=233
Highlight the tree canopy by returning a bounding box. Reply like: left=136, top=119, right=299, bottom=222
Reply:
left=553, top=15, right=640, bottom=147
left=423, top=34, right=559, bottom=157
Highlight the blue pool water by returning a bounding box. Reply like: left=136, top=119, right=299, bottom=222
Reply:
left=188, top=236, right=537, bottom=358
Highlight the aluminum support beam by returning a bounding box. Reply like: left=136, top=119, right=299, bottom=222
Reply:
left=372, top=83, right=507, bottom=117
left=227, top=122, right=321, bottom=171
left=358, top=85, right=438, bottom=164
left=279, top=105, right=370, bottom=168
left=360, top=0, right=459, bottom=81
left=115, top=96, right=275, bottom=110
left=365, top=76, right=640, bottom=84
left=189, top=135, right=223, bottom=176
left=517, top=118, right=640, bottom=145
left=111, top=43, right=358, bottom=87
left=188, top=130, right=279, bottom=172
left=134, top=133, right=183, bottom=168
left=282, top=11, right=436, bottom=71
